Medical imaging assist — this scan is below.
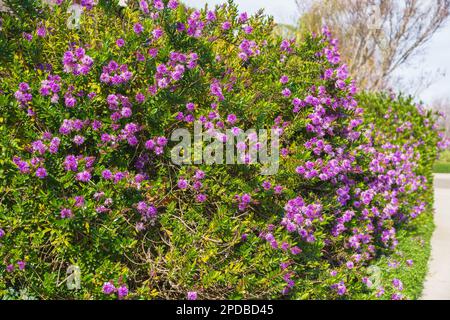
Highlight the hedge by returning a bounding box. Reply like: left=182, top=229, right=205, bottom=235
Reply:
left=0, top=0, right=447, bottom=300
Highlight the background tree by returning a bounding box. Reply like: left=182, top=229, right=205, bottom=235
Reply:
left=433, top=98, right=450, bottom=138
left=281, top=0, right=450, bottom=91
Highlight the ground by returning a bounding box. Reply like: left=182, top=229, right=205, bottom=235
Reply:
left=434, top=150, right=450, bottom=173
left=422, top=174, right=450, bottom=300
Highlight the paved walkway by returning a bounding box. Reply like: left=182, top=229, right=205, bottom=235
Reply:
left=422, top=174, right=450, bottom=300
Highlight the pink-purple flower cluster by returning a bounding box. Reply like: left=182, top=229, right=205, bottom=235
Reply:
left=39, top=75, right=61, bottom=103
left=14, top=82, right=32, bottom=107
left=153, top=52, right=198, bottom=91
left=7, top=1, right=445, bottom=300
left=63, top=47, right=94, bottom=76
left=100, top=60, right=133, bottom=85
left=102, top=281, right=129, bottom=299
left=238, top=39, right=261, bottom=61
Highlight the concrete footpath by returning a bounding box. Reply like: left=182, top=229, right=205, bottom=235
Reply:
left=422, top=174, right=450, bottom=300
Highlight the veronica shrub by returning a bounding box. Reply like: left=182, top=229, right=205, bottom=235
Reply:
left=0, top=0, right=446, bottom=300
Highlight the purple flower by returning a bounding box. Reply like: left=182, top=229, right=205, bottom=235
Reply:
left=186, top=102, right=195, bottom=111
left=241, top=194, right=251, bottom=203
left=290, top=246, right=302, bottom=255
left=17, top=260, right=26, bottom=270
left=194, top=170, right=205, bottom=180
left=239, top=12, right=249, bottom=23
left=139, top=0, right=149, bottom=13
left=178, top=178, right=188, bottom=190
left=274, top=185, right=283, bottom=194
left=64, top=155, right=78, bottom=172
left=193, top=181, right=202, bottom=190
left=19, top=82, right=30, bottom=92
left=101, top=61, right=132, bottom=85
left=135, top=92, right=145, bottom=103
left=114, top=172, right=126, bottom=184
left=156, top=136, right=168, bottom=146
left=60, top=208, right=73, bottom=219
left=226, top=114, right=237, bottom=124
left=121, top=107, right=132, bottom=118
left=49, top=137, right=61, bottom=154
left=362, top=277, right=373, bottom=288
left=76, top=171, right=91, bottom=182
left=147, top=50, right=158, bottom=60
left=153, top=0, right=164, bottom=10
left=127, top=136, right=138, bottom=146
left=36, top=26, right=47, bottom=38
left=168, top=0, right=179, bottom=9
left=332, top=281, right=347, bottom=296
left=243, top=25, right=253, bottom=34
left=35, top=167, right=48, bottom=179
left=152, top=28, right=163, bottom=40
left=184, top=114, right=194, bottom=123
left=187, top=291, right=197, bottom=300
left=392, top=279, right=403, bottom=291
left=222, top=21, right=231, bottom=30
left=23, top=32, right=33, bottom=41
left=376, top=287, right=385, bottom=297
left=236, top=141, right=246, bottom=152
left=391, top=293, right=403, bottom=300
left=145, top=139, right=155, bottom=150
left=117, top=285, right=129, bottom=299
left=295, top=166, right=305, bottom=175
left=15, top=82, right=32, bottom=106
left=64, top=95, right=76, bottom=108
left=73, top=135, right=85, bottom=146
left=74, top=196, right=85, bottom=207
left=116, top=38, right=125, bottom=48
left=206, top=10, right=216, bottom=21
left=32, top=140, right=47, bottom=154
left=280, top=75, right=289, bottom=84
left=282, top=88, right=291, bottom=97
left=102, top=282, right=116, bottom=295
left=86, top=157, right=96, bottom=168
left=0, top=229, right=5, bottom=238
left=262, top=181, right=271, bottom=190
left=154, top=147, right=165, bottom=157
left=13, top=157, right=30, bottom=174
left=92, top=120, right=102, bottom=130
left=81, top=0, right=96, bottom=10
left=133, top=23, right=144, bottom=34
left=196, top=194, right=207, bottom=203
left=210, top=81, right=224, bottom=101
left=63, top=47, right=93, bottom=76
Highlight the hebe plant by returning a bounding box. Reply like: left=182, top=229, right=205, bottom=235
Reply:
left=0, top=0, right=446, bottom=300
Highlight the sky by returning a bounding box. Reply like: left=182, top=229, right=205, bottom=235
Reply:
left=185, top=0, right=450, bottom=105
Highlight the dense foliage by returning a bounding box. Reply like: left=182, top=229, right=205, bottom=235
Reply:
left=356, top=92, right=447, bottom=299
left=0, top=0, right=447, bottom=300
left=360, top=92, right=446, bottom=200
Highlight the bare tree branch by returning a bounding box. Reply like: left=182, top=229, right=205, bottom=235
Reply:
left=288, top=0, right=450, bottom=91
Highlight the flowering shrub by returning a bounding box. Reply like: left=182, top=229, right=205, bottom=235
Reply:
left=0, top=1, right=446, bottom=300
left=360, top=92, right=447, bottom=203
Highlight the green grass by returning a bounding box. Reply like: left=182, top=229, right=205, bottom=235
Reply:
left=434, top=150, right=450, bottom=173
left=353, top=210, right=435, bottom=300
left=381, top=211, right=434, bottom=299
left=434, top=163, right=450, bottom=173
